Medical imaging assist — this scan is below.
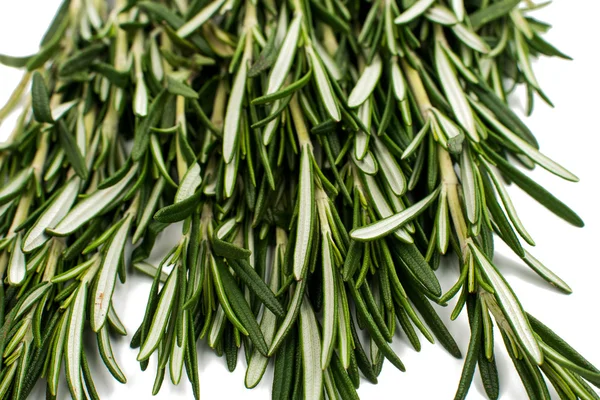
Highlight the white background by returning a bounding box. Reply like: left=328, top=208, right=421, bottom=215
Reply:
left=1, top=1, right=599, bottom=399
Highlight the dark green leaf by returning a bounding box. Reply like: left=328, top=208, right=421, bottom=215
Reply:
left=485, top=147, right=584, bottom=227
left=469, top=0, right=521, bottom=29
left=216, top=259, right=269, bottom=356
left=212, top=238, right=251, bottom=260
left=0, top=53, right=32, bottom=68
left=31, top=72, right=54, bottom=123
left=393, top=242, right=442, bottom=297
left=228, top=259, right=285, bottom=317
left=132, top=90, right=170, bottom=160
left=154, top=190, right=203, bottom=223
left=91, top=63, right=130, bottom=88
left=166, top=76, right=199, bottom=98
left=57, top=120, right=88, bottom=179
left=59, top=43, right=106, bottom=76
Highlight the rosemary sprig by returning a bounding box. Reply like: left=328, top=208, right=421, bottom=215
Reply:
left=0, top=0, right=597, bottom=399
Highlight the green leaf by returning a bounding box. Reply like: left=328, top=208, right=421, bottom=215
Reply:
left=269, top=280, right=306, bottom=356
left=267, top=14, right=303, bottom=95
left=154, top=189, right=203, bottom=223
left=138, top=268, right=179, bottom=361
left=98, top=325, right=127, bottom=383
left=353, top=151, right=378, bottom=175
left=176, top=0, right=227, bottom=38
left=351, top=187, right=440, bottom=241
left=51, top=100, right=78, bottom=121
left=470, top=0, right=521, bottom=29
left=49, top=165, right=137, bottom=236
left=59, top=43, right=106, bottom=76
left=320, top=234, right=337, bottom=368
left=7, top=234, right=27, bottom=286
left=149, top=134, right=177, bottom=188
left=223, top=61, right=248, bottom=163
left=91, top=63, right=130, bottom=87
left=391, top=58, right=407, bottom=101
left=91, top=214, right=133, bottom=332
left=395, top=0, right=436, bottom=24
left=175, top=163, right=202, bottom=203
left=229, top=259, right=284, bottom=317
left=0, top=53, right=32, bottom=68
left=405, top=283, right=462, bottom=358
left=480, top=169, right=525, bottom=257
left=271, top=332, right=296, bottom=400
left=216, top=259, right=269, bottom=356
left=0, top=167, right=33, bottom=205
left=252, top=68, right=312, bottom=106
left=452, top=24, right=490, bottom=53
left=14, top=281, right=52, bottom=319
left=347, top=280, right=405, bottom=371
left=372, top=135, right=407, bottom=196
left=469, top=243, right=543, bottom=364
left=245, top=261, right=281, bottom=388
left=426, top=5, right=459, bottom=25
left=22, top=177, right=79, bottom=252
left=484, top=147, right=583, bottom=227
left=472, top=101, right=578, bottom=181
left=482, top=159, right=534, bottom=245
left=454, top=300, right=482, bottom=400
left=522, top=250, right=572, bottom=294
left=57, top=120, right=88, bottom=179
left=299, top=297, right=323, bottom=400
left=314, top=39, right=342, bottom=80
left=166, top=75, right=199, bottom=98
left=293, top=145, right=315, bottom=280
left=452, top=0, right=465, bottom=20
left=470, top=83, right=538, bottom=148
left=393, top=242, right=442, bottom=297
left=132, top=90, right=170, bottom=161
left=40, top=0, right=71, bottom=47
left=348, top=54, right=382, bottom=108
left=307, top=47, right=341, bottom=121
left=31, top=72, right=54, bottom=123
left=65, top=283, right=87, bottom=400
left=361, top=173, right=412, bottom=242
left=209, top=256, right=249, bottom=335
left=530, top=34, right=572, bottom=60
left=212, top=237, right=252, bottom=260
left=47, top=313, right=68, bottom=395
left=478, top=347, right=500, bottom=400
left=528, top=314, right=599, bottom=374
left=435, top=41, right=478, bottom=141
left=249, top=31, right=277, bottom=78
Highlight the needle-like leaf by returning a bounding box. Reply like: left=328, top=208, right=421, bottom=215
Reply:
left=469, top=243, right=543, bottom=365
left=351, top=187, right=440, bottom=241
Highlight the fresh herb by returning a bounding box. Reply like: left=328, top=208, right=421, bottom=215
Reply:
left=0, top=0, right=596, bottom=399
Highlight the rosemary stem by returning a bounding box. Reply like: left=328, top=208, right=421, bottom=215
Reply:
left=401, top=60, right=431, bottom=118
left=316, top=187, right=332, bottom=236
left=243, top=0, right=257, bottom=62
left=438, top=146, right=469, bottom=256
left=31, top=130, right=50, bottom=187
left=290, top=94, right=312, bottom=149
left=212, top=80, right=228, bottom=130
left=113, top=0, right=129, bottom=111
left=321, top=25, right=339, bottom=55
left=175, top=96, right=188, bottom=179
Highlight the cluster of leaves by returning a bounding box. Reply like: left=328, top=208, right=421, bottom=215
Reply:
left=0, top=0, right=597, bottom=399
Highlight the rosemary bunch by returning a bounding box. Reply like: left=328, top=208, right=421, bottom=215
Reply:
left=0, top=0, right=597, bottom=399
